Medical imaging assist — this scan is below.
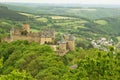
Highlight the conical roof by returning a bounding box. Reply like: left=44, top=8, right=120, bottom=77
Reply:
left=10, top=27, right=14, bottom=31
left=69, top=35, right=75, bottom=41
left=59, top=36, right=66, bottom=44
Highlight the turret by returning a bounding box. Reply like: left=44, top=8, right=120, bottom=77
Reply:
left=10, top=27, right=14, bottom=41
left=58, top=37, right=67, bottom=55
left=63, top=34, right=69, bottom=41
left=67, top=35, right=75, bottom=51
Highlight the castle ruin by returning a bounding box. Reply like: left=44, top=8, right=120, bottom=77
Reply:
left=3, top=23, right=75, bottom=55
left=4, top=23, right=55, bottom=44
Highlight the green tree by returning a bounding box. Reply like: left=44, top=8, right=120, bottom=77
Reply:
left=0, top=57, right=3, bottom=69
left=0, top=70, right=36, bottom=80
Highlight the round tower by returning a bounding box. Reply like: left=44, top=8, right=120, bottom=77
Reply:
left=58, top=37, right=67, bottom=55
left=10, top=27, right=14, bottom=41
left=67, top=35, right=75, bottom=51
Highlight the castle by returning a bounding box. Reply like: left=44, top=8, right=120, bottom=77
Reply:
left=4, top=23, right=55, bottom=44
left=3, top=23, right=75, bottom=55
left=58, top=34, right=75, bottom=55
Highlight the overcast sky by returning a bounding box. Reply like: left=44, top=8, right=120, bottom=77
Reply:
left=0, top=0, right=120, bottom=4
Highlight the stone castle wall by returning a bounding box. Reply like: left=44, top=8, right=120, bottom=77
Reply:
left=40, top=37, right=52, bottom=44
left=6, top=23, right=55, bottom=44
left=11, top=35, right=53, bottom=44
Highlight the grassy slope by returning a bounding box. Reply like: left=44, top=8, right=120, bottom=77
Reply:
left=1, top=3, right=120, bottom=19
left=0, top=6, right=27, bottom=21
left=1, top=3, right=120, bottom=36
left=0, top=4, right=120, bottom=45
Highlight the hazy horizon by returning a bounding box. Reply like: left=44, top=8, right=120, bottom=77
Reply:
left=0, top=0, right=120, bottom=5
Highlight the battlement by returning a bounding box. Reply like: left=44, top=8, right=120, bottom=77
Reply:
left=40, top=29, right=55, bottom=38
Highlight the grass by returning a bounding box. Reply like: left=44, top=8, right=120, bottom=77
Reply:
left=74, top=26, right=87, bottom=29
left=19, top=13, right=34, bottom=17
left=94, top=20, right=108, bottom=25
left=116, top=36, right=120, bottom=41
left=0, top=22, right=9, bottom=25
left=36, top=18, right=48, bottom=22
left=30, top=29, right=39, bottom=32
left=19, top=12, right=41, bottom=18
left=50, top=16, right=75, bottom=19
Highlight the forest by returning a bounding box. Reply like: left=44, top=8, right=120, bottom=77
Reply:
left=0, top=3, right=120, bottom=80
left=0, top=40, right=120, bottom=80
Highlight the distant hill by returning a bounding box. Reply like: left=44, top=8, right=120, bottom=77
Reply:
left=0, top=5, right=27, bottom=21
left=1, top=3, right=120, bottom=19
left=83, top=17, right=120, bottom=35
left=0, top=6, right=27, bottom=35
left=0, top=3, right=120, bottom=46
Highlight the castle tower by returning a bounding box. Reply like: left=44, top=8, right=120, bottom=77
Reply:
left=63, top=34, right=69, bottom=41
left=67, top=35, right=75, bottom=51
left=58, top=37, right=67, bottom=55
left=39, top=29, right=55, bottom=44
left=9, top=27, right=14, bottom=41
left=22, top=23, right=30, bottom=33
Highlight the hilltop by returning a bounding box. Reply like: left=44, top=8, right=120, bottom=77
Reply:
left=1, top=3, right=120, bottom=19
left=0, top=5, right=27, bottom=21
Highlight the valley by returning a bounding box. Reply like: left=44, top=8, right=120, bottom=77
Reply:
left=0, top=3, right=120, bottom=80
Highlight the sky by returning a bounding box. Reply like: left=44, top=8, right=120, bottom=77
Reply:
left=0, top=0, right=120, bottom=4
